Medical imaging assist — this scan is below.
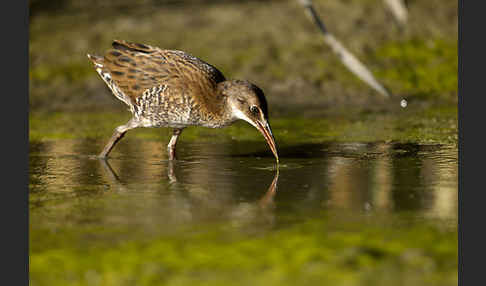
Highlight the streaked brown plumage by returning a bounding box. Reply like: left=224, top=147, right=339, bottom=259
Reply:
left=88, top=40, right=278, bottom=162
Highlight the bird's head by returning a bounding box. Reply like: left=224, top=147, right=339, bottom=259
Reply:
left=219, top=80, right=279, bottom=163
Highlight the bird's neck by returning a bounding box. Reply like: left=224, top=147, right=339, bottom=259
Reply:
left=204, top=82, right=234, bottom=127
left=214, top=97, right=238, bottom=128
left=195, top=91, right=234, bottom=128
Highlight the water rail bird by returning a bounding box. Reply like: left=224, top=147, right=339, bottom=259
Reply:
left=88, top=40, right=278, bottom=162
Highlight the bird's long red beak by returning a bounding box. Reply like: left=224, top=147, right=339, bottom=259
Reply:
left=256, top=120, right=279, bottom=164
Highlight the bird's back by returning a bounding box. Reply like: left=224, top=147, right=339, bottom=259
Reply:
left=88, top=40, right=227, bottom=127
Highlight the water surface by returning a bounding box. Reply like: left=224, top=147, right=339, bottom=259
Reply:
left=30, top=139, right=457, bottom=235
left=29, top=138, right=458, bottom=285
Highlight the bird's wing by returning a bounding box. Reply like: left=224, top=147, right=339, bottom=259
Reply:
left=91, top=40, right=226, bottom=106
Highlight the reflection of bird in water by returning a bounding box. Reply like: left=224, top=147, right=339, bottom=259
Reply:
left=99, top=158, right=127, bottom=192
left=88, top=40, right=278, bottom=162
left=258, top=168, right=279, bottom=210
left=229, top=168, right=279, bottom=230
left=98, top=159, right=279, bottom=229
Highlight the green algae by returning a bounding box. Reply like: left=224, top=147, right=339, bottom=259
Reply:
left=30, top=214, right=457, bottom=286
left=29, top=103, right=457, bottom=145
left=373, top=38, right=458, bottom=99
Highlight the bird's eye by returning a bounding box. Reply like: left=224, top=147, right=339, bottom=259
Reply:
left=250, top=105, right=259, bottom=114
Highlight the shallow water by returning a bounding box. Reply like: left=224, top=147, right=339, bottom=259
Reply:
left=29, top=137, right=458, bottom=285
left=29, top=139, right=457, bottom=238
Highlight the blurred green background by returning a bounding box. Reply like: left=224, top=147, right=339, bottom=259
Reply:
left=29, top=0, right=457, bottom=115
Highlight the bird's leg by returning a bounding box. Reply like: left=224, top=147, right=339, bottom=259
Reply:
left=98, top=119, right=139, bottom=159
left=167, top=128, right=184, bottom=160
